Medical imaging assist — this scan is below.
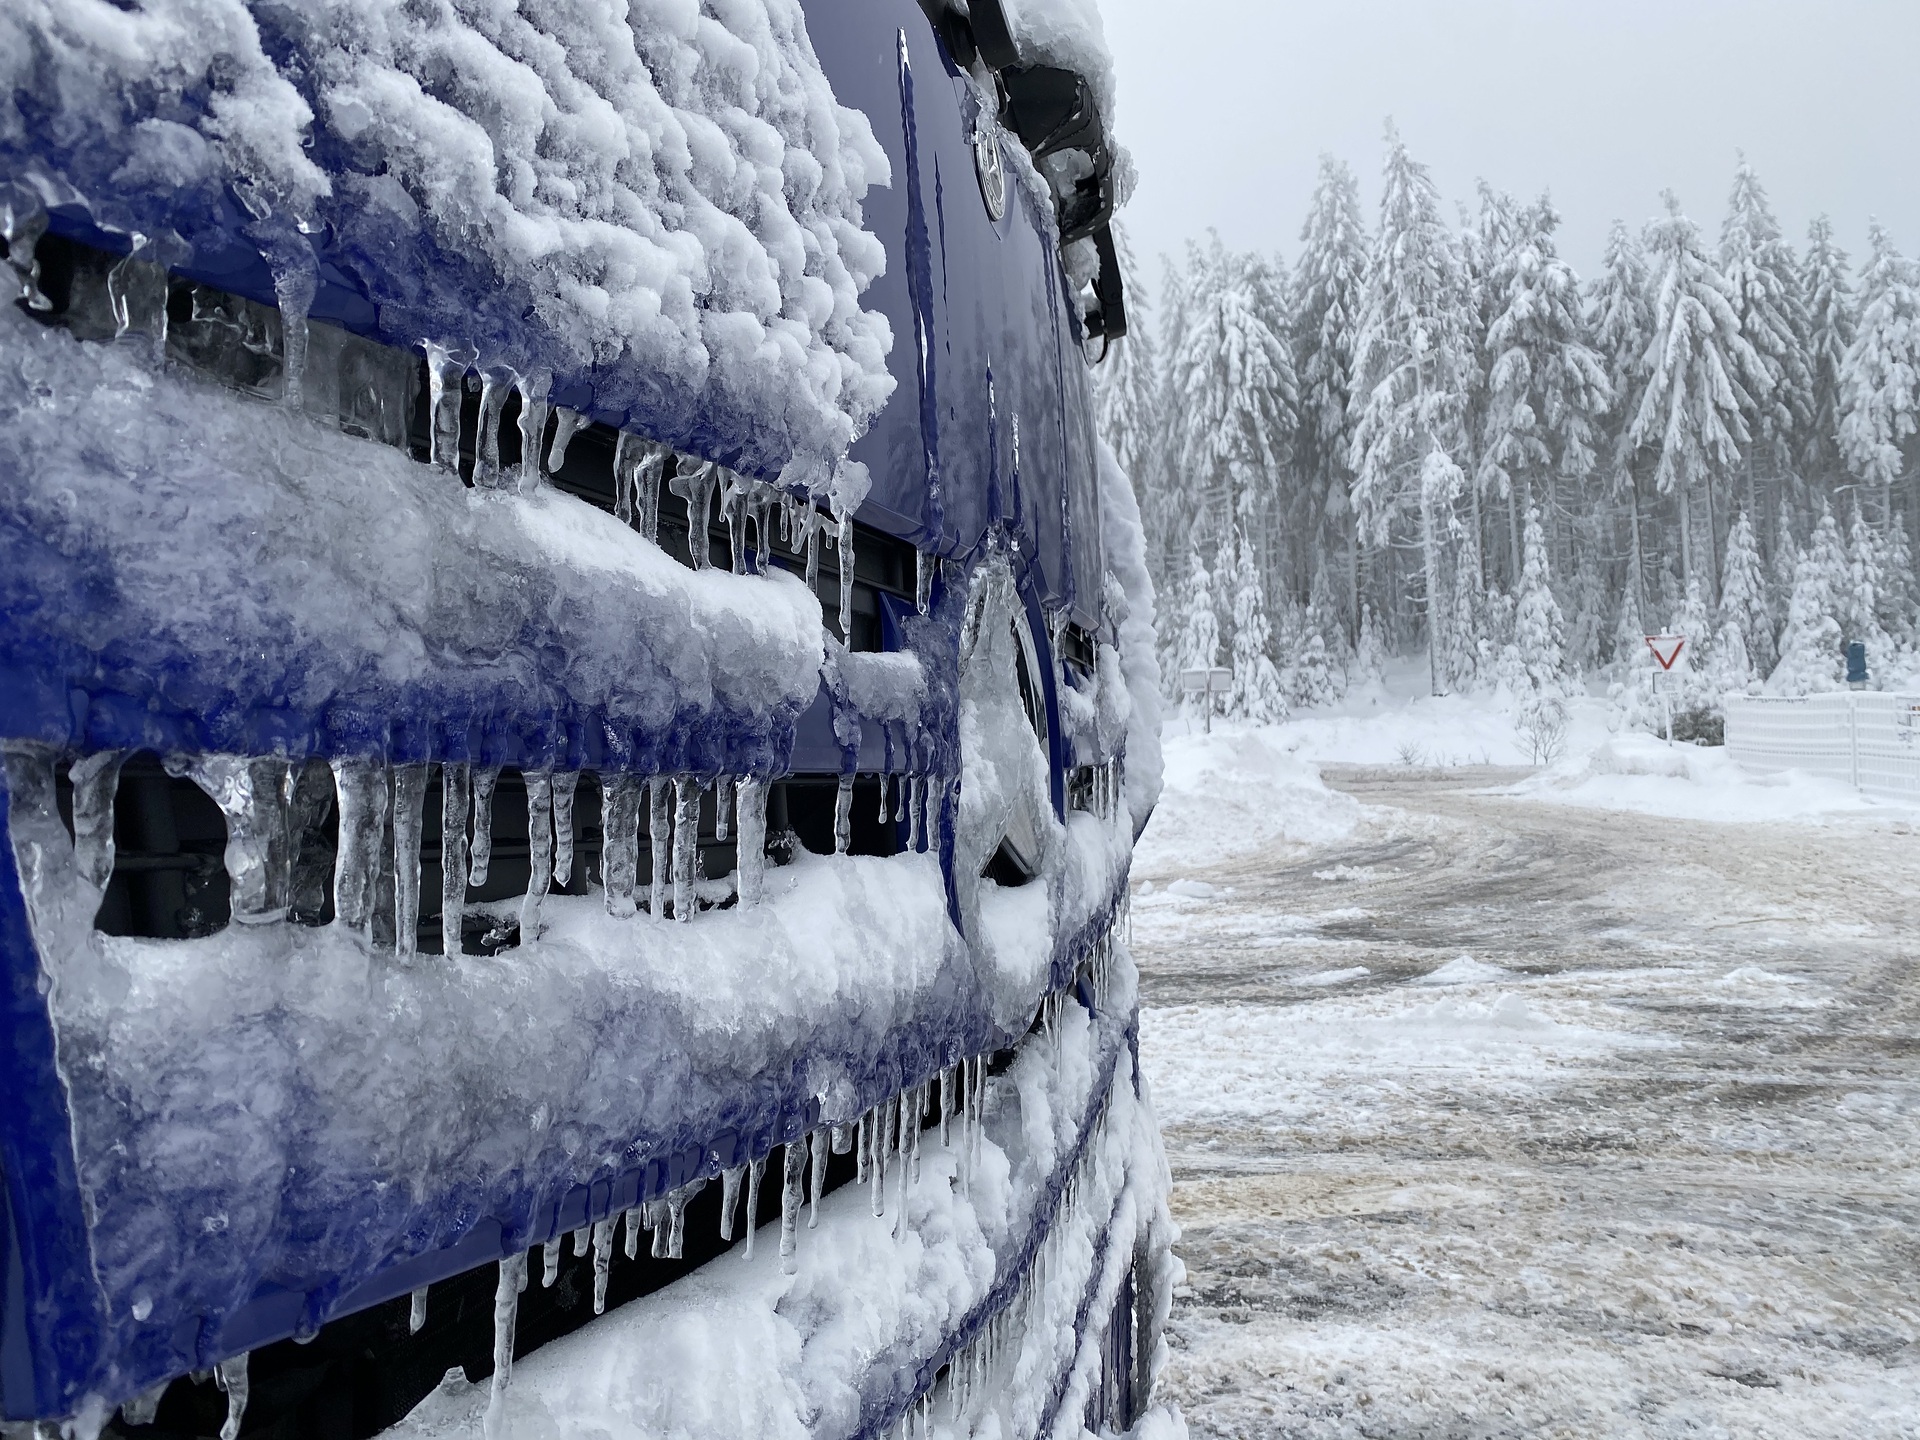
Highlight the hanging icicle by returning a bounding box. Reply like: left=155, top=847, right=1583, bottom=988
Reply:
left=408, top=1285, right=428, bottom=1335
left=648, top=777, right=673, bottom=917
left=468, top=766, right=501, bottom=886
left=671, top=776, right=700, bottom=921
left=591, top=1218, right=614, bottom=1314
left=440, top=762, right=470, bottom=955
left=733, top=777, right=767, bottom=908
left=424, top=344, right=468, bottom=476
left=720, top=1165, right=744, bottom=1242
left=473, top=368, right=513, bottom=489
left=546, top=406, right=586, bottom=475
left=743, top=1155, right=766, bottom=1260
left=391, top=764, right=428, bottom=959
left=601, top=773, right=641, bottom=918
left=482, top=1253, right=527, bottom=1440
left=214, top=1353, right=249, bottom=1440
left=551, top=771, right=580, bottom=888
left=779, top=1139, right=805, bottom=1272
left=515, top=370, right=552, bottom=494
left=833, top=773, right=853, bottom=854
left=519, top=769, right=554, bottom=940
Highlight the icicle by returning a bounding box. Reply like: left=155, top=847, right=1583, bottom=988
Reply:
left=519, top=769, right=554, bottom=941
left=473, top=369, right=513, bottom=489
left=671, top=776, right=700, bottom=921
left=670, top=458, right=719, bottom=568
left=832, top=1123, right=853, bottom=1156
left=440, top=762, right=470, bottom=955
left=424, top=344, right=468, bottom=475
left=613, top=430, right=645, bottom=525
left=647, top=1200, right=669, bottom=1259
left=516, top=370, right=552, bottom=493
left=915, top=548, right=934, bottom=615
left=635, top=442, right=669, bottom=542
left=408, top=1285, right=428, bottom=1335
left=748, top=481, right=778, bottom=570
left=648, top=778, right=672, bottom=917
left=591, top=1218, right=614, bottom=1314
left=601, top=774, right=641, bottom=917
left=623, top=1207, right=643, bottom=1261
left=833, top=774, right=853, bottom=854
left=107, top=239, right=169, bottom=366
left=779, top=1139, right=804, bottom=1271
left=483, top=1253, right=526, bottom=1440
left=808, top=1128, right=827, bottom=1229
left=120, top=1382, right=167, bottom=1428
left=214, top=1354, right=248, bottom=1440
left=468, top=766, right=501, bottom=886
left=176, top=756, right=292, bottom=925
left=546, top=406, right=586, bottom=474
left=720, top=1164, right=744, bottom=1241
left=733, top=777, right=766, bottom=908
left=834, top=505, right=856, bottom=638
left=331, top=759, right=387, bottom=932
left=542, top=1239, right=561, bottom=1287
left=802, top=506, right=821, bottom=592
left=391, top=764, right=428, bottom=959
left=551, top=771, right=579, bottom=887
left=856, top=1109, right=871, bottom=1185
left=68, top=750, right=127, bottom=892
left=910, top=1085, right=924, bottom=1182
left=939, top=1066, right=954, bottom=1148
left=667, top=1181, right=702, bottom=1259
left=877, top=773, right=892, bottom=825
left=743, top=1155, right=765, bottom=1260
left=714, top=776, right=733, bottom=842
left=720, top=469, right=751, bottom=573
left=894, top=1089, right=912, bottom=1233
left=907, top=774, right=924, bottom=853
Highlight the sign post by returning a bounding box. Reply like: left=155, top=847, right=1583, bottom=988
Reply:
left=1179, top=666, right=1234, bottom=733
left=1644, top=634, right=1686, bottom=742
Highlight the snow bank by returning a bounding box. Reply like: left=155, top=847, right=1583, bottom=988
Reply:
left=1503, top=733, right=1896, bottom=825
left=1, top=0, right=894, bottom=479
left=1133, top=724, right=1359, bottom=876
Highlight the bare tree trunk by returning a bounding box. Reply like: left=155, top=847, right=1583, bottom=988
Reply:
left=1677, top=482, right=1694, bottom=596
left=1505, top=484, right=1523, bottom=588
left=1628, top=473, right=1646, bottom=630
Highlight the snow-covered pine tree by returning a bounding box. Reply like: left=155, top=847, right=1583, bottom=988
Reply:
left=1717, top=511, right=1775, bottom=676
left=1880, top=515, right=1917, bottom=648
left=1843, top=501, right=1893, bottom=671
left=1462, top=182, right=1519, bottom=583
left=1168, top=235, right=1299, bottom=567
left=1172, top=547, right=1220, bottom=708
left=1093, top=225, right=1171, bottom=591
left=1348, top=123, right=1473, bottom=696
left=1289, top=603, right=1339, bottom=708
left=1353, top=602, right=1386, bottom=687
left=1293, top=155, right=1369, bottom=637
left=1512, top=506, right=1566, bottom=693
left=1628, top=193, right=1769, bottom=598
left=1837, top=220, right=1920, bottom=527
left=1771, top=495, right=1801, bottom=634
left=1588, top=220, right=1655, bottom=624
left=1478, top=196, right=1610, bottom=592
left=1769, top=505, right=1848, bottom=693
left=1719, top=157, right=1813, bottom=519
left=1801, top=216, right=1856, bottom=489
left=1225, top=529, right=1288, bottom=722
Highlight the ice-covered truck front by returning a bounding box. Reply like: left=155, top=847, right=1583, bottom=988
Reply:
left=0, top=2, right=1173, bottom=1437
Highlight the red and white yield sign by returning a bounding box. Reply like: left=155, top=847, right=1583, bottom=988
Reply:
left=1645, top=634, right=1686, bottom=671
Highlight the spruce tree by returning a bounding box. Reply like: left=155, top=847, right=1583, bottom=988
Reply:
left=1717, top=511, right=1775, bottom=675
left=1512, top=506, right=1566, bottom=693
left=1843, top=501, right=1893, bottom=669
left=1837, top=220, right=1920, bottom=523
left=1719, top=158, right=1813, bottom=500
left=1094, top=225, right=1169, bottom=589
left=1769, top=506, right=1848, bottom=693
left=1173, top=547, right=1221, bottom=709
left=1169, top=236, right=1299, bottom=559
left=1349, top=123, right=1473, bottom=696
left=1627, top=193, right=1768, bottom=597
left=1588, top=220, right=1655, bottom=622
left=1801, top=215, right=1856, bottom=487
left=1293, top=155, right=1370, bottom=636
left=1478, top=195, right=1610, bottom=587
left=1226, top=530, right=1288, bottom=722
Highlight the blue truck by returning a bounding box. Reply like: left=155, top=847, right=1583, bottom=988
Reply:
left=0, top=2, right=1169, bottom=1436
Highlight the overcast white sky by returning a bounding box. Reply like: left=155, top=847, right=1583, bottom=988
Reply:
left=1100, top=0, right=1920, bottom=293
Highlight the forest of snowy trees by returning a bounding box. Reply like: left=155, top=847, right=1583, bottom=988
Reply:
left=1096, top=125, right=1920, bottom=727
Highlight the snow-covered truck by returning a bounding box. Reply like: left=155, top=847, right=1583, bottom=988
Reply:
left=0, top=2, right=1173, bottom=1438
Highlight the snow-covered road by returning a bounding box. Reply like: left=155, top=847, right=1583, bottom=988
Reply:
left=1133, top=759, right=1920, bottom=1438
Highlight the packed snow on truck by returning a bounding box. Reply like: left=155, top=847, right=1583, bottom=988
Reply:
left=0, top=2, right=1173, bottom=1438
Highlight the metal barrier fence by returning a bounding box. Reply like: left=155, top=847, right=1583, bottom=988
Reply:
left=1724, top=692, right=1920, bottom=802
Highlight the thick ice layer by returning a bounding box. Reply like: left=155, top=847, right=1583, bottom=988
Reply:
left=0, top=305, right=821, bottom=766
left=0, top=0, right=894, bottom=480
left=378, top=947, right=1171, bottom=1440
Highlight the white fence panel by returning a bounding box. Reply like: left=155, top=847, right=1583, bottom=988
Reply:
left=1724, top=693, right=1920, bottom=802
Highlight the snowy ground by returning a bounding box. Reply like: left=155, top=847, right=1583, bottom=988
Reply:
left=1133, top=687, right=1920, bottom=1438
